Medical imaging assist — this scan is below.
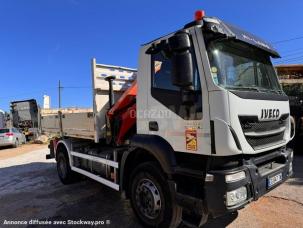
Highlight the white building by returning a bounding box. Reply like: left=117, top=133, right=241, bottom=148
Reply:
left=43, top=95, right=51, bottom=109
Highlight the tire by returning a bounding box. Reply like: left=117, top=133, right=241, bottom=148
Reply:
left=56, top=150, right=79, bottom=184
left=13, top=139, right=19, bottom=148
left=130, top=162, right=182, bottom=228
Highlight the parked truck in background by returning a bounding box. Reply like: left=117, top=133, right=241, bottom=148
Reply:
left=42, top=11, right=295, bottom=227
left=0, top=110, right=5, bottom=129
left=10, top=99, right=39, bottom=141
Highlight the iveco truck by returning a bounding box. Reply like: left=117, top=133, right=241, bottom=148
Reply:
left=43, top=11, right=295, bottom=227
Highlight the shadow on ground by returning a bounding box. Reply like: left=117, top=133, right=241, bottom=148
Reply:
left=0, top=161, right=239, bottom=228
left=286, top=154, right=303, bottom=186
left=0, top=145, right=14, bottom=150
left=0, top=161, right=140, bottom=227
left=287, top=134, right=303, bottom=186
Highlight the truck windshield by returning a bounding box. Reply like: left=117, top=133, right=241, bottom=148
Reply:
left=207, top=40, right=282, bottom=93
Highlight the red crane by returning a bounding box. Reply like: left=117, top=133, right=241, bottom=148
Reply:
left=106, top=80, right=137, bottom=145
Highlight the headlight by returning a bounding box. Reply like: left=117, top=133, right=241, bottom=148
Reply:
left=226, top=186, right=247, bottom=206
left=225, top=171, right=246, bottom=183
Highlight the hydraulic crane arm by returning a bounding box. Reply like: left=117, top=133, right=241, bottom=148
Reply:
left=106, top=81, right=137, bottom=145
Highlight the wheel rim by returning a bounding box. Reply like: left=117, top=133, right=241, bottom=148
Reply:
left=58, top=157, right=67, bottom=179
left=135, top=178, right=162, bottom=219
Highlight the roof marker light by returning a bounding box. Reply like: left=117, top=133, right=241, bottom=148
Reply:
left=195, top=10, right=205, bottom=21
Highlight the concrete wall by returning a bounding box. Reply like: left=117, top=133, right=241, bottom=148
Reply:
left=41, top=108, right=93, bottom=116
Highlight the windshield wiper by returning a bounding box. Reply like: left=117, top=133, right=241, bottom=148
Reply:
left=225, top=86, right=285, bottom=95
left=258, top=88, right=284, bottom=95
left=224, top=86, right=261, bottom=92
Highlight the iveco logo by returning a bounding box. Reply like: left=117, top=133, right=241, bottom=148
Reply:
left=261, top=109, right=280, bottom=119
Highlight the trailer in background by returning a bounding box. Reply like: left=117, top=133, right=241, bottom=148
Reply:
left=10, top=99, right=39, bottom=141
left=0, top=110, right=5, bottom=129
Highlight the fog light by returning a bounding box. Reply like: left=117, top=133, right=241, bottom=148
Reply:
left=205, top=173, right=214, bottom=182
left=226, top=186, right=247, bottom=206
left=225, top=171, right=246, bottom=183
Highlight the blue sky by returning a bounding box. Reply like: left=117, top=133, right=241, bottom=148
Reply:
left=0, top=0, right=302, bottom=111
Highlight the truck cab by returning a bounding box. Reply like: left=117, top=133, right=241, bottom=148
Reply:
left=138, top=14, right=291, bottom=155
left=46, top=11, right=295, bottom=228
left=131, top=12, right=295, bottom=224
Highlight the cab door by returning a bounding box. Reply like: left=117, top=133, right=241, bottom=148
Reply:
left=144, top=29, right=211, bottom=155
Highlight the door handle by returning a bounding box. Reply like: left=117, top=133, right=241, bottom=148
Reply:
left=149, top=121, right=159, bottom=131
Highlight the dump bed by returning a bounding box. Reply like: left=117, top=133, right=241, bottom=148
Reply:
left=11, top=99, right=39, bottom=129
left=41, top=111, right=95, bottom=139
left=41, top=59, right=137, bottom=142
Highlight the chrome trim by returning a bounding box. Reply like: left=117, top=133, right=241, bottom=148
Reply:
left=244, top=127, right=286, bottom=137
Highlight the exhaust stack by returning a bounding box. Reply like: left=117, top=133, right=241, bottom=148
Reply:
left=104, top=75, right=116, bottom=108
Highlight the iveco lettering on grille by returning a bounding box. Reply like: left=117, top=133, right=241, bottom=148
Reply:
left=261, top=109, right=280, bottom=119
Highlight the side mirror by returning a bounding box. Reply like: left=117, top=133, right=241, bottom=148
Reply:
left=168, top=32, right=193, bottom=89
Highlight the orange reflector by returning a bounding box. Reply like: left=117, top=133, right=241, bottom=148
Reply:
left=195, top=10, right=205, bottom=21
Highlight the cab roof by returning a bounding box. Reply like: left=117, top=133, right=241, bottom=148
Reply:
left=143, top=16, right=280, bottom=58
left=202, top=17, right=280, bottom=58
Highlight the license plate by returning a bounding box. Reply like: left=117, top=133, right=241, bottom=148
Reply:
left=267, top=173, right=283, bottom=189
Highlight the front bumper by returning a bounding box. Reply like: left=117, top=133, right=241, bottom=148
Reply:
left=204, top=147, right=293, bottom=217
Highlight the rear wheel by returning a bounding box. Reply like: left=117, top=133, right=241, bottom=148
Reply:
left=13, top=139, right=19, bottom=148
left=57, top=150, right=79, bottom=184
left=130, top=162, right=182, bottom=228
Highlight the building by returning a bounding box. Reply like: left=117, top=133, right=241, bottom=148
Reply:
left=275, top=64, right=303, bottom=97
left=43, top=95, right=51, bottom=109
left=276, top=64, right=303, bottom=84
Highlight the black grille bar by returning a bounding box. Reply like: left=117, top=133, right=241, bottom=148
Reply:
left=239, top=115, right=288, bottom=149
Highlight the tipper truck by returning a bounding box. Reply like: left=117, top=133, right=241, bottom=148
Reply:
left=10, top=99, right=39, bottom=141
left=43, top=10, right=295, bottom=227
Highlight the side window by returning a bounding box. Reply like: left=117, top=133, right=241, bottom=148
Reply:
left=257, top=64, right=271, bottom=89
left=150, top=45, right=202, bottom=120
left=152, top=52, right=178, bottom=91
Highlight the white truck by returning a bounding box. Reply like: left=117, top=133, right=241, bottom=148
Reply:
left=43, top=11, right=295, bottom=228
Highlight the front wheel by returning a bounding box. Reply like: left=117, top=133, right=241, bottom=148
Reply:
left=130, top=162, right=182, bottom=228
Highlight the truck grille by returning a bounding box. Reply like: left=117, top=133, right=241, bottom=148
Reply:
left=239, top=114, right=288, bottom=150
